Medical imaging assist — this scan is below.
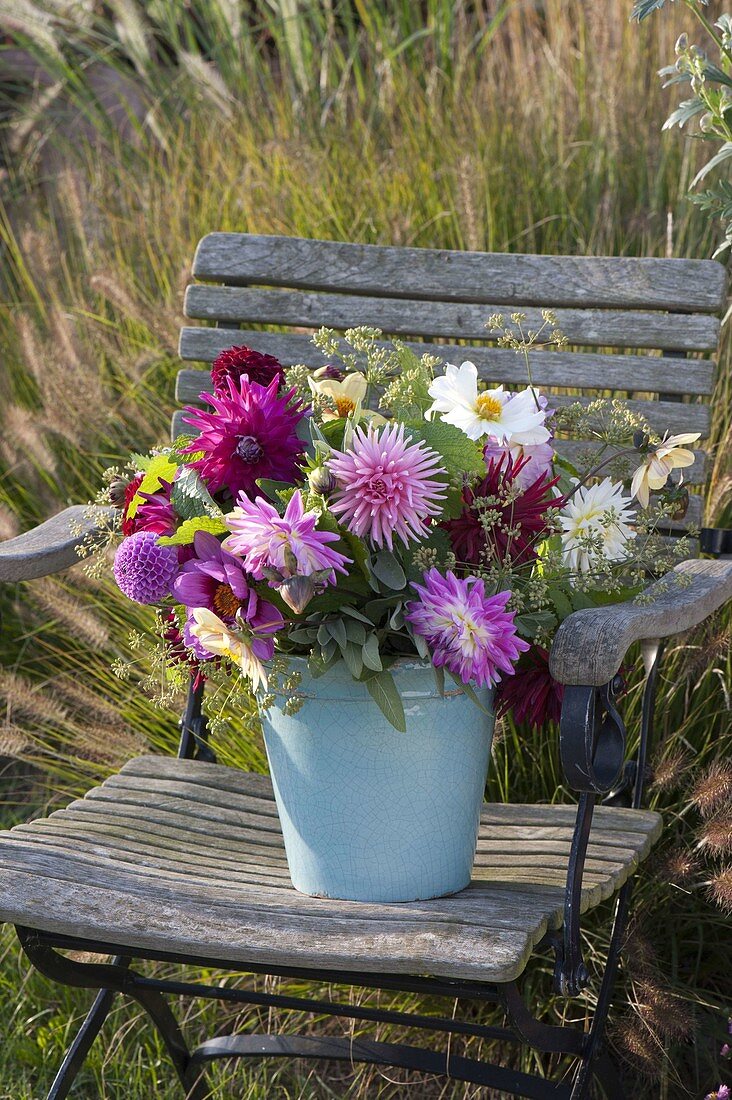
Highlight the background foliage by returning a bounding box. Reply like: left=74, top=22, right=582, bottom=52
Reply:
left=0, top=1, right=730, bottom=1097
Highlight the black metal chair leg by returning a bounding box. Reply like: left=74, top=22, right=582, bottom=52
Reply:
left=131, top=986, right=209, bottom=1100
left=47, top=984, right=120, bottom=1100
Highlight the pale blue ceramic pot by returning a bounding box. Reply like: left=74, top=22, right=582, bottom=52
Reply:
left=260, top=658, right=495, bottom=902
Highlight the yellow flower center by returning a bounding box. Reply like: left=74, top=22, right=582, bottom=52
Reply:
left=334, top=396, right=356, bottom=418
left=213, top=584, right=241, bottom=620
left=475, top=393, right=504, bottom=421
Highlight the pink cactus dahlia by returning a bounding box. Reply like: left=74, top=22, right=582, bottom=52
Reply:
left=405, top=568, right=529, bottom=688
left=327, top=424, right=448, bottom=550
left=182, top=375, right=306, bottom=501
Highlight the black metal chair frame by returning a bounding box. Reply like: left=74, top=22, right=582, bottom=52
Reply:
left=13, top=641, right=667, bottom=1100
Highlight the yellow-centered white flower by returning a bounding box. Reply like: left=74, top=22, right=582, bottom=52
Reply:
left=426, top=361, right=550, bottom=444
left=309, top=370, right=386, bottom=425
left=560, top=478, right=636, bottom=575
left=630, top=432, right=700, bottom=509
left=187, top=607, right=268, bottom=691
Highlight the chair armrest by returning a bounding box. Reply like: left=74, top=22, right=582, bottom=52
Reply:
left=549, top=558, right=732, bottom=687
left=0, top=506, right=112, bottom=583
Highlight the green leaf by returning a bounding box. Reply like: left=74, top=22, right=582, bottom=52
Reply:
left=343, top=641, right=364, bottom=678
left=362, top=633, right=383, bottom=671
left=365, top=671, right=406, bottom=732
left=447, top=672, right=494, bottom=716
left=157, top=515, right=228, bottom=545
left=256, top=479, right=295, bottom=506
left=547, top=586, right=573, bottom=622
left=327, top=618, right=348, bottom=649
left=342, top=605, right=374, bottom=625
left=344, top=619, right=367, bottom=645
left=406, top=420, right=484, bottom=480
left=127, top=454, right=178, bottom=519
left=692, top=142, right=732, bottom=189
left=171, top=465, right=220, bottom=521
left=514, top=610, right=557, bottom=639
left=371, top=550, right=407, bottom=591
left=432, top=665, right=445, bottom=697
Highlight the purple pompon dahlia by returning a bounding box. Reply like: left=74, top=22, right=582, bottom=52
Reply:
left=326, top=424, right=448, bottom=550
left=181, top=375, right=307, bottom=500
left=224, top=490, right=351, bottom=583
left=113, top=530, right=179, bottom=604
left=405, top=569, right=529, bottom=689
left=211, top=345, right=284, bottom=395
left=495, top=646, right=564, bottom=730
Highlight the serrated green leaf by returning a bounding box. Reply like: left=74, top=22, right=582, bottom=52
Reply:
left=406, top=420, right=484, bottom=480
left=371, top=550, right=407, bottom=591
left=547, top=586, right=573, bottom=621
left=157, top=515, right=228, bottom=546
left=127, top=455, right=179, bottom=519
left=365, top=671, right=406, bottom=731
left=171, top=466, right=220, bottom=521
left=362, top=633, right=383, bottom=671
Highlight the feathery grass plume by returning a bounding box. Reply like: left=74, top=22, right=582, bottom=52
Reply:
left=0, top=505, right=19, bottom=540
left=1, top=403, right=58, bottom=477
left=0, top=725, right=32, bottom=759
left=708, top=867, right=732, bottom=914
left=0, top=670, right=68, bottom=728
left=71, top=723, right=146, bottom=766
left=655, top=845, right=700, bottom=886
left=699, top=813, right=732, bottom=858
left=634, top=976, right=694, bottom=1041
left=613, top=1013, right=662, bottom=1078
left=651, top=744, right=691, bottom=793
left=30, top=578, right=110, bottom=649
left=690, top=763, right=732, bottom=819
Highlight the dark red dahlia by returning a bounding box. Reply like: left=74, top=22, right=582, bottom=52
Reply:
left=122, top=478, right=176, bottom=537
left=496, top=647, right=564, bottom=730
left=211, top=345, right=284, bottom=396
left=443, top=453, right=560, bottom=567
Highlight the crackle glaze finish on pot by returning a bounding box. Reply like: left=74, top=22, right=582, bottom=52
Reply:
left=260, top=659, right=495, bottom=903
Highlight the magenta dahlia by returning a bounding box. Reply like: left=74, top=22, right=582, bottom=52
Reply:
left=181, top=375, right=307, bottom=500
left=113, top=530, right=179, bottom=604
left=405, top=568, right=529, bottom=688
left=495, top=647, right=564, bottom=729
left=326, top=424, right=448, bottom=550
left=444, top=452, right=559, bottom=567
left=211, top=345, right=284, bottom=395
left=224, top=489, right=351, bottom=583
left=172, top=530, right=261, bottom=621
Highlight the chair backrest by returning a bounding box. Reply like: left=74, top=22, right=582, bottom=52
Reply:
left=175, top=233, right=728, bottom=537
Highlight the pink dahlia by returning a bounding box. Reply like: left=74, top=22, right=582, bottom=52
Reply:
left=182, top=375, right=307, bottom=501
left=224, top=490, right=351, bottom=583
left=173, top=530, right=261, bottom=621
left=113, top=531, right=179, bottom=604
left=327, top=424, right=448, bottom=550
left=405, top=568, right=529, bottom=688
left=496, top=647, right=564, bottom=729
left=211, top=345, right=284, bottom=395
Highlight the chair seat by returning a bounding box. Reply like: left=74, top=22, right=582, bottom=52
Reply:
left=0, top=756, right=662, bottom=983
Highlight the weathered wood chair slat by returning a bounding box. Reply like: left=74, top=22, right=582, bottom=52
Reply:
left=0, top=757, right=662, bottom=984
left=1, top=233, right=730, bottom=1100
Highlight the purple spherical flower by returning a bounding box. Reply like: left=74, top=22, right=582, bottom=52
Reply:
left=405, top=568, right=529, bottom=688
left=113, top=531, right=179, bottom=604
left=224, top=490, right=351, bottom=583
left=181, top=375, right=307, bottom=500
left=327, top=423, right=448, bottom=550
left=173, top=530, right=258, bottom=621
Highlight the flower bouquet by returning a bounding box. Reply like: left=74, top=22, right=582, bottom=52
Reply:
left=94, top=318, right=699, bottom=901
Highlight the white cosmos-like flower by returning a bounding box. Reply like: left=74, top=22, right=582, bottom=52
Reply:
left=560, top=478, right=636, bottom=574
left=630, top=432, right=700, bottom=509
left=426, top=361, right=550, bottom=444
left=188, top=607, right=268, bottom=691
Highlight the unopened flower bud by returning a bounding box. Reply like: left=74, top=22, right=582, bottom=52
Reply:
left=700, top=112, right=714, bottom=133
left=308, top=465, right=337, bottom=496
left=109, top=476, right=132, bottom=508
left=633, top=431, right=650, bottom=451
left=276, top=575, right=317, bottom=614
left=312, top=364, right=344, bottom=382
left=675, top=33, right=688, bottom=55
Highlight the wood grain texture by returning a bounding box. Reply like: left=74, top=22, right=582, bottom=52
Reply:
left=191, top=234, right=728, bottom=312
left=177, top=329, right=715, bottom=398
left=183, top=284, right=722, bottom=351
left=0, top=506, right=111, bottom=583
left=0, top=756, right=662, bottom=982
left=550, top=558, right=732, bottom=687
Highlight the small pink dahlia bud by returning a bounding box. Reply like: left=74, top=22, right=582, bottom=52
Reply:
left=113, top=530, right=179, bottom=604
